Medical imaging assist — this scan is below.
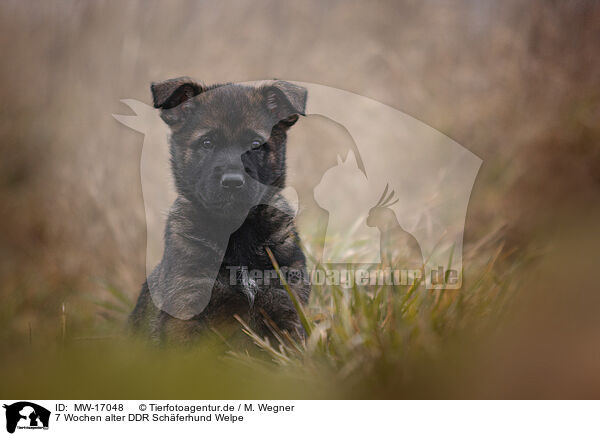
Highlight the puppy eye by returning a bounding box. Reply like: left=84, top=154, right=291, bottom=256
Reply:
left=251, top=139, right=263, bottom=150
left=200, top=138, right=214, bottom=150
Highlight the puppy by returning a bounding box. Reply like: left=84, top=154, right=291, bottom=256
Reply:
left=129, top=77, right=310, bottom=344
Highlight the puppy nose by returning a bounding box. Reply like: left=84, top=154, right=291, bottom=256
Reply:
left=220, top=172, right=245, bottom=189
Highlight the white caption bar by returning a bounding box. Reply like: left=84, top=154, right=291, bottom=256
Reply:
left=1, top=400, right=598, bottom=436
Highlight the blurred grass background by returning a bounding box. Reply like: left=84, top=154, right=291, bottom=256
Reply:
left=1, top=0, right=599, bottom=398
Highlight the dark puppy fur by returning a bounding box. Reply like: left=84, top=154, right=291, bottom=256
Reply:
left=129, top=77, right=310, bottom=344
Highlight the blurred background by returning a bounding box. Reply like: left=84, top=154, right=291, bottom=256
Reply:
left=1, top=0, right=599, bottom=398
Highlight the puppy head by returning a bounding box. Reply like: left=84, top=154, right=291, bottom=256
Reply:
left=151, top=77, right=306, bottom=220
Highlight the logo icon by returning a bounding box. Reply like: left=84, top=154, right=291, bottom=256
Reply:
left=114, top=80, right=482, bottom=319
left=3, top=402, right=50, bottom=434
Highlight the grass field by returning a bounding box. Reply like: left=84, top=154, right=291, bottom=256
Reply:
left=0, top=225, right=536, bottom=399
left=2, top=200, right=600, bottom=399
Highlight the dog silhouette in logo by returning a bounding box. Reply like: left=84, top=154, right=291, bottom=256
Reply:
left=366, top=184, right=424, bottom=270
left=3, top=402, right=50, bottom=434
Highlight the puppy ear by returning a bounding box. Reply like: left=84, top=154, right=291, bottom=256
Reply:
left=151, top=77, right=202, bottom=109
left=263, top=80, right=307, bottom=127
left=151, top=77, right=203, bottom=125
